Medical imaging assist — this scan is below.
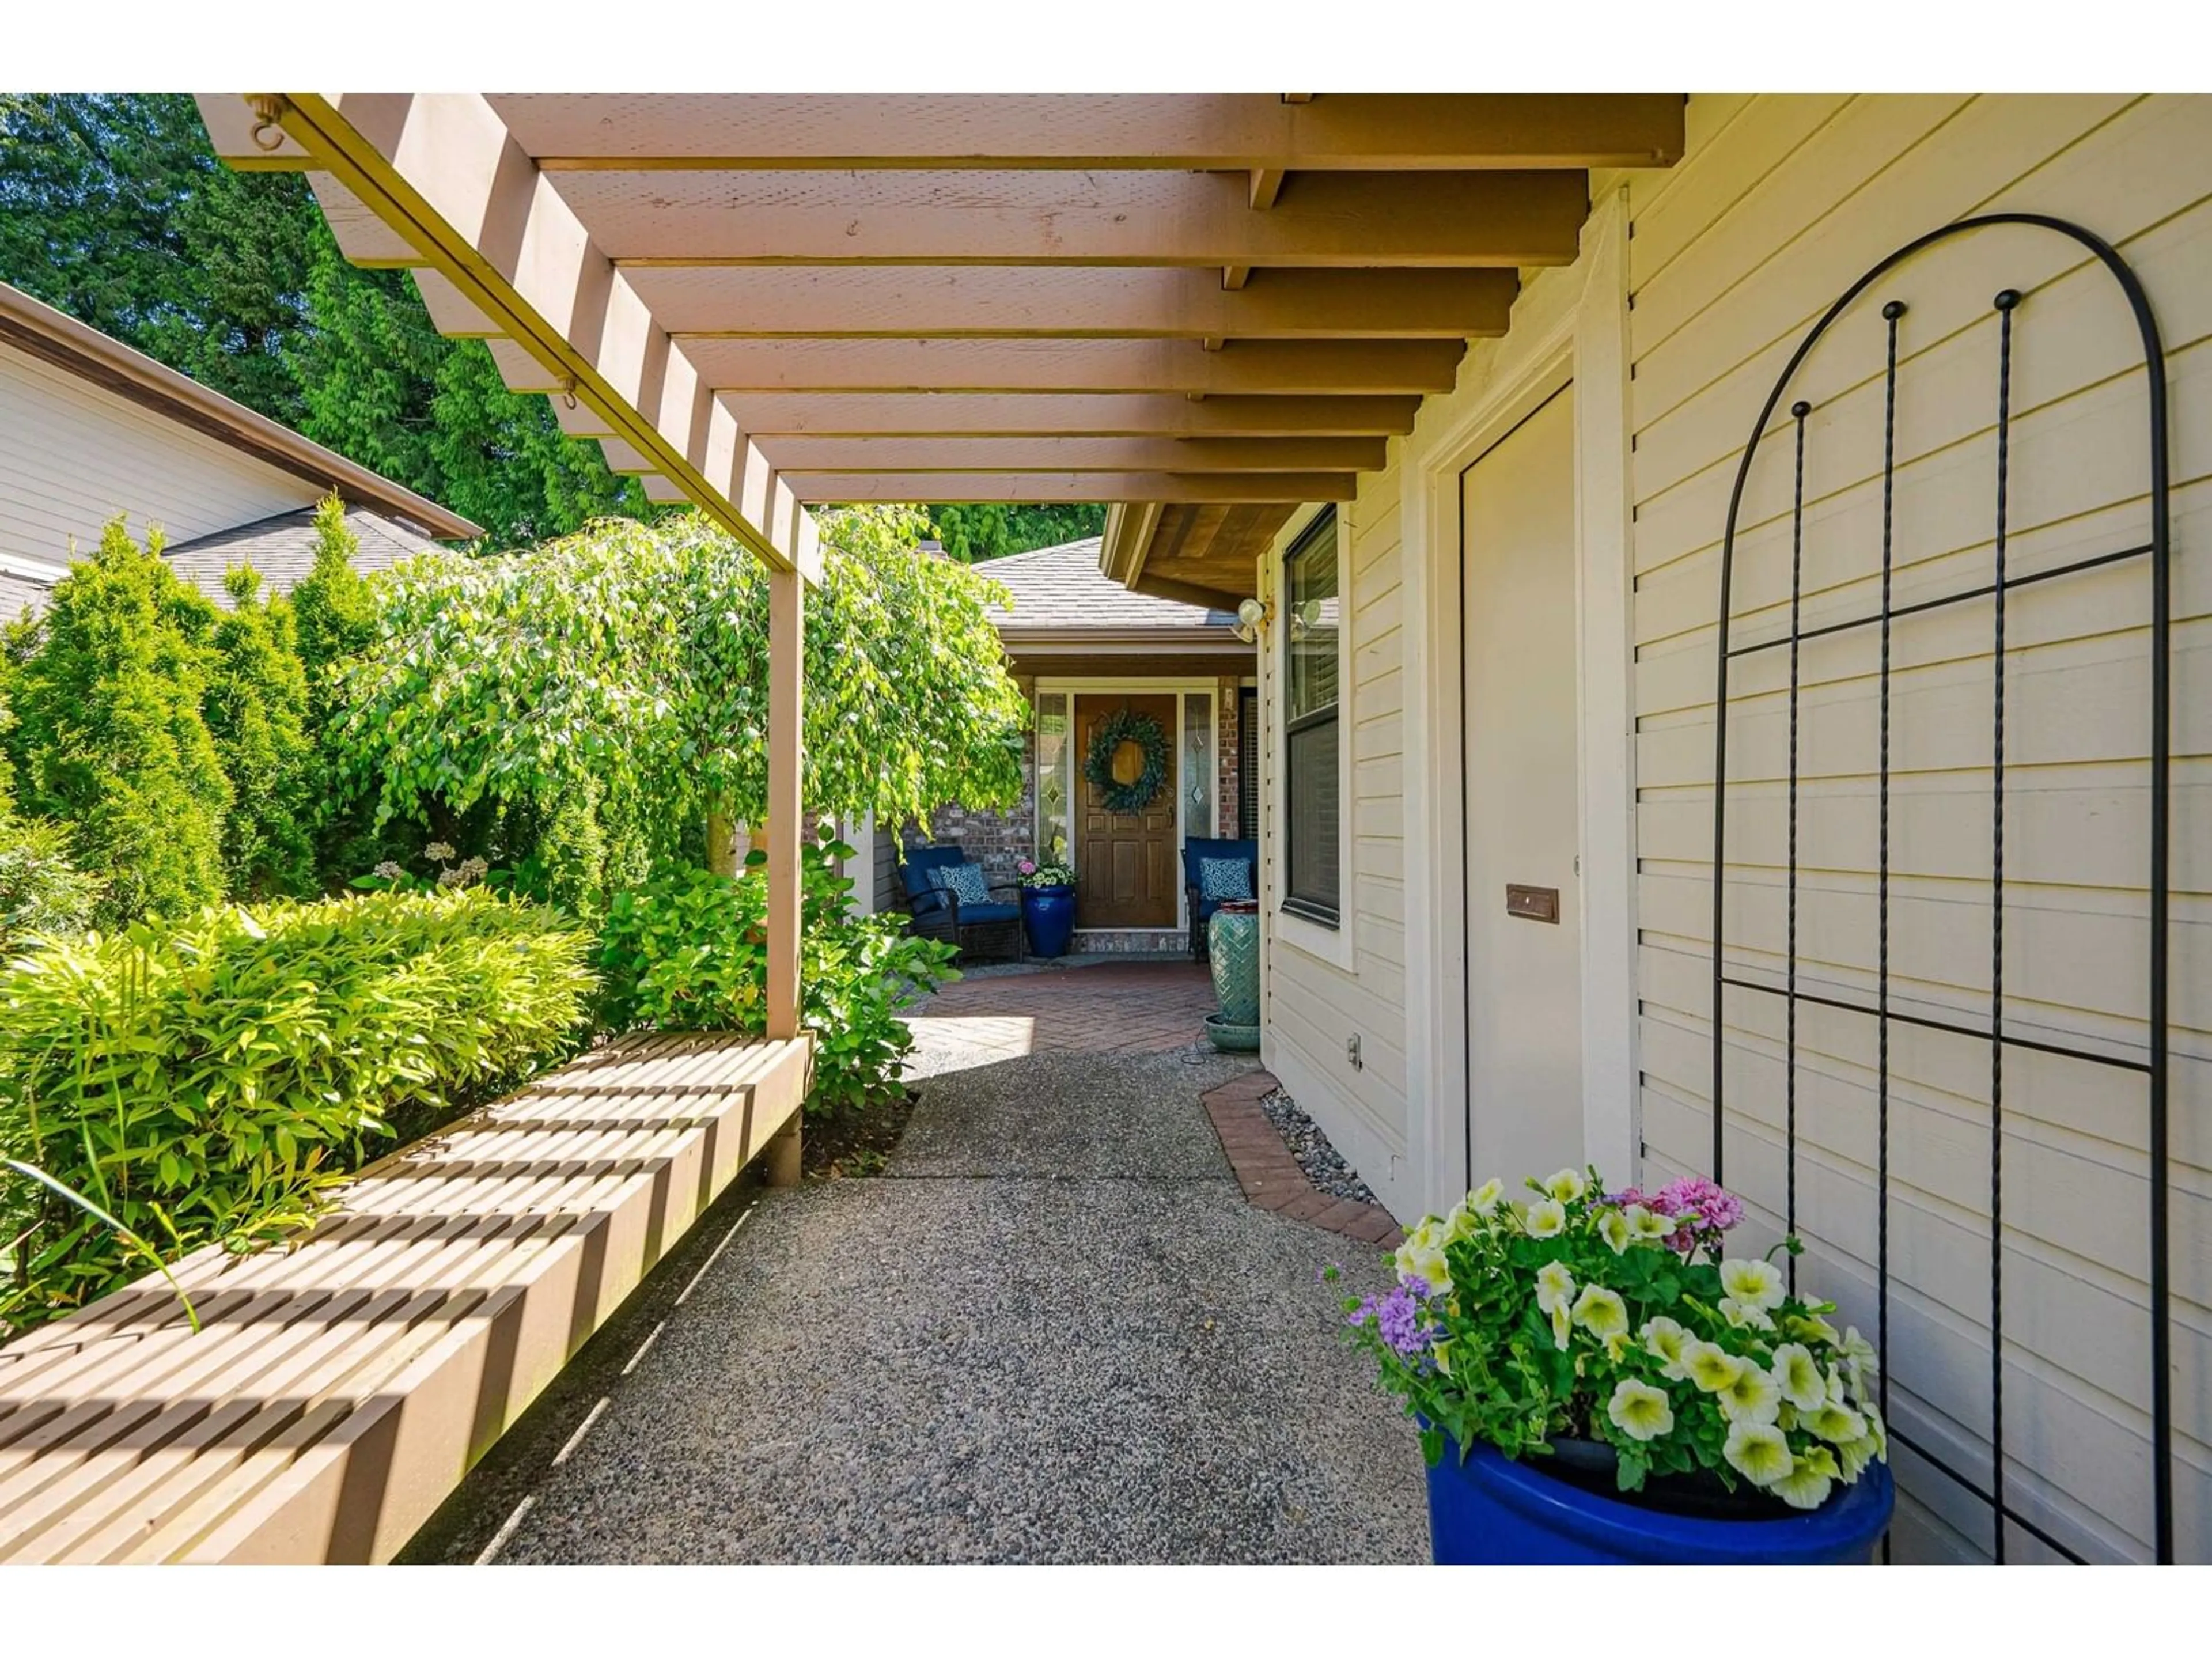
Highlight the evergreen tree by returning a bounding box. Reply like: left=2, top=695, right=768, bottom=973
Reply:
left=0, top=94, right=646, bottom=548
left=288, top=494, right=378, bottom=696
left=926, top=503, right=1108, bottom=562
left=9, top=519, right=232, bottom=923
left=205, top=566, right=318, bottom=899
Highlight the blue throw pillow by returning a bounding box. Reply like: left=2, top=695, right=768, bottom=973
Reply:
left=931, top=862, right=993, bottom=907
left=1198, top=855, right=1253, bottom=902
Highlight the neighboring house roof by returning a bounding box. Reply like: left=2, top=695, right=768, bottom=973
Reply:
left=0, top=567, right=48, bottom=625
left=0, top=279, right=480, bottom=542
left=981, top=537, right=1240, bottom=652
left=164, top=506, right=442, bottom=609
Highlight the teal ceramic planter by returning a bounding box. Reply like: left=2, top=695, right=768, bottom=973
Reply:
left=1208, top=902, right=1260, bottom=1028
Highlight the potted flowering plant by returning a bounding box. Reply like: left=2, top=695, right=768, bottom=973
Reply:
left=1014, top=844, right=1077, bottom=959
left=1338, top=1169, right=1894, bottom=1565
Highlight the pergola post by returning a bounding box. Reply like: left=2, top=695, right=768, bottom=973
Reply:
left=766, top=563, right=805, bottom=1044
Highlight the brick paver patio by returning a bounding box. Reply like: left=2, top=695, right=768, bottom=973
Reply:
left=906, top=959, right=1218, bottom=1060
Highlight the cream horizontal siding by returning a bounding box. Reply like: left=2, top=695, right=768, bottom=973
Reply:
left=1261, top=456, right=1415, bottom=1215
left=1629, top=93, right=2211, bottom=1561
left=0, top=340, right=321, bottom=566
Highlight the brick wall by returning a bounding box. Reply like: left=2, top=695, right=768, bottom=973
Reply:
left=1215, top=676, right=1241, bottom=842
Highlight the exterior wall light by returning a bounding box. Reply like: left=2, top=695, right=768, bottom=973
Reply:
left=1232, top=596, right=1271, bottom=643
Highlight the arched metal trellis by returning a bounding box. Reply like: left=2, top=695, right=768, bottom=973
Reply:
left=1706, top=215, right=2172, bottom=1563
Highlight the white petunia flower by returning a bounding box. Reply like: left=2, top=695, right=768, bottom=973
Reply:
left=1717, top=1361, right=1782, bottom=1426
left=1535, top=1259, right=1578, bottom=1315
left=1544, top=1168, right=1588, bottom=1204
left=1682, top=1340, right=1744, bottom=1394
left=1468, top=1178, right=1505, bottom=1215
left=1395, top=1241, right=1452, bottom=1296
left=1603, top=1331, right=1632, bottom=1363
left=1641, top=1316, right=1692, bottom=1380
left=1607, top=1378, right=1676, bottom=1443
left=1524, top=1199, right=1567, bottom=1239
left=1549, top=1301, right=1574, bottom=1351
left=1771, top=1343, right=1828, bottom=1412
left=1787, top=1312, right=1840, bottom=1346
left=1836, top=1433, right=1883, bottom=1482
left=1771, top=1447, right=1840, bottom=1511
left=1432, top=1339, right=1455, bottom=1377
left=1719, top=1296, right=1776, bottom=1332
left=1723, top=1419, right=1794, bottom=1487
left=1572, top=1285, right=1629, bottom=1341
left=1808, top=1400, right=1868, bottom=1445
left=1840, top=1325, right=1881, bottom=1393
left=1597, top=1210, right=1633, bottom=1255
left=1719, top=1256, right=1787, bottom=1312
left=1626, top=1203, right=1673, bottom=1242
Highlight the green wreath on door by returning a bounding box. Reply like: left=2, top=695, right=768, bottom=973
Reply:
left=1083, top=707, right=1173, bottom=815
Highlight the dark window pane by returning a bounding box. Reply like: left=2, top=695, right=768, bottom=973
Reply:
left=1286, top=715, right=1339, bottom=916
left=1283, top=508, right=1341, bottom=924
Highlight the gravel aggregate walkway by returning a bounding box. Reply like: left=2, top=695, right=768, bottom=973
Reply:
left=461, top=1035, right=1427, bottom=1563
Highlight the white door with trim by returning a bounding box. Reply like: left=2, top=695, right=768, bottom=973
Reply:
left=1461, top=385, right=1585, bottom=1190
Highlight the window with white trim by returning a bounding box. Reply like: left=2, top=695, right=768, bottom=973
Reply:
left=1282, top=509, right=1341, bottom=927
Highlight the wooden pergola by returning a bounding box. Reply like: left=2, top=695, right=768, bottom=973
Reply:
left=197, top=93, right=1684, bottom=1018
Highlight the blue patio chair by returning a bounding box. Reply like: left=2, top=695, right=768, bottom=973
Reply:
left=1180, top=836, right=1259, bottom=961
left=897, top=843, right=1025, bottom=963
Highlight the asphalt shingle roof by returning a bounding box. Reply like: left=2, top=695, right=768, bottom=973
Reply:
left=977, top=537, right=1234, bottom=633
left=163, top=507, right=442, bottom=609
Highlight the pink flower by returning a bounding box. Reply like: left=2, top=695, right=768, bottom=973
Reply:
left=1017, top=859, right=1037, bottom=874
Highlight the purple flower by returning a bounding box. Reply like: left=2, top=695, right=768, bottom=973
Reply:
left=1373, top=1285, right=1429, bottom=1357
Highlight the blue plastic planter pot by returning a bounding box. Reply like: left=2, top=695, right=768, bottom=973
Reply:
left=1425, top=1439, right=1895, bottom=1565
left=1020, top=884, right=1076, bottom=959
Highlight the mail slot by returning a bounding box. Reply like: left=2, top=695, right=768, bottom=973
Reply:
left=1506, top=884, right=1560, bottom=924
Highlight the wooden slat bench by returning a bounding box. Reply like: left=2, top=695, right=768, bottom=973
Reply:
left=0, top=1029, right=810, bottom=1564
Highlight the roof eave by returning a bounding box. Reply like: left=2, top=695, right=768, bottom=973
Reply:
left=0, top=279, right=483, bottom=543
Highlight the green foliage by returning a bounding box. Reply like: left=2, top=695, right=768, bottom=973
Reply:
left=596, top=831, right=960, bottom=1118
left=0, top=94, right=645, bottom=548
left=329, top=506, right=1028, bottom=888
left=1340, top=1171, right=1888, bottom=1513
left=0, top=888, right=595, bottom=1330
left=0, top=812, right=98, bottom=952
left=205, top=566, right=317, bottom=898
left=7, top=519, right=232, bottom=925
left=927, top=503, right=1107, bottom=563
left=0, top=94, right=317, bottom=426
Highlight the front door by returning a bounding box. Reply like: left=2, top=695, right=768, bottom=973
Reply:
left=1461, top=385, right=1584, bottom=1189
left=1074, top=693, right=1179, bottom=929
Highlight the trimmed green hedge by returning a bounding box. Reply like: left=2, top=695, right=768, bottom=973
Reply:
left=0, top=888, right=594, bottom=1330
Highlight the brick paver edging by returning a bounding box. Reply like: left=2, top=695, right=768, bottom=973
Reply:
left=1200, top=1071, right=1404, bottom=1251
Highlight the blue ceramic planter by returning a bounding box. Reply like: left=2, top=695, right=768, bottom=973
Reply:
left=1425, top=1439, right=1895, bottom=1565
left=1020, top=884, right=1075, bottom=959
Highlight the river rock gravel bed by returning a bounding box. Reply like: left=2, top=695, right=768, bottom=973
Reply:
left=1258, top=1089, right=1378, bottom=1205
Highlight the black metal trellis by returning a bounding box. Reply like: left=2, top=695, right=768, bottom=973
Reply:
left=1706, top=215, right=2172, bottom=1565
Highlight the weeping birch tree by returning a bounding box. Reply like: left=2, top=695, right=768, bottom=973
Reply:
left=326, top=505, right=1027, bottom=902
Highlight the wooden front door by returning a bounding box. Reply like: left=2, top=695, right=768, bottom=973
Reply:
left=1074, top=693, right=1179, bottom=929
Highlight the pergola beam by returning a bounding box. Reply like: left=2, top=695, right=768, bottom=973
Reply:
left=621, top=266, right=1518, bottom=340
left=472, top=93, right=1685, bottom=171
left=671, top=338, right=1467, bottom=395
left=550, top=168, right=1588, bottom=267
left=219, top=93, right=809, bottom=578
left=606, top=435, right=1392, bottom=474
left=784, top=471, right=1357, bottom=504
left=714, top=392, right=1421, bottom=437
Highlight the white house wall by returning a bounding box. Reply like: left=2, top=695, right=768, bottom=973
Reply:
left=0, top=338, right=323, bottom=567
left=1626, top=92, right=2210, bottom=1565
left=1258, top=463, right=1416, bottom=1218
left=1255, top=92, right=2210, bottom=1563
